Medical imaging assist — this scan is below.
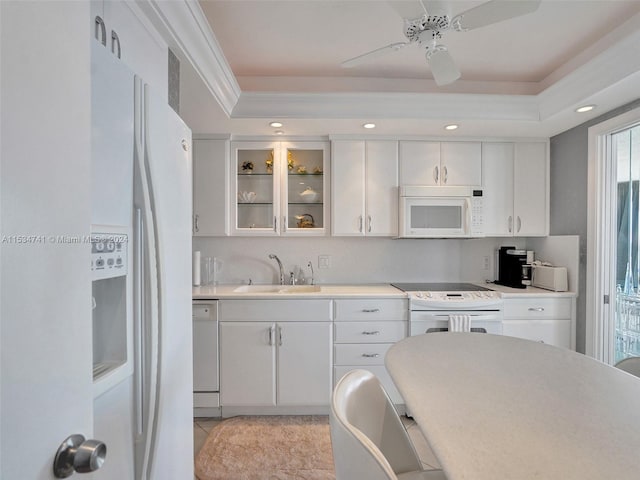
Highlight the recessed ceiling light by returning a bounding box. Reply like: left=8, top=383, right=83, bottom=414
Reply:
left=444, top=124, right=459, bottom=130
left=363, top=123, right=376, bottom=129
left=269, top=121, right=283, bottom=128
left=575, top=105, right=596, bottom=113
left=274, top=130, right=284, bottom=135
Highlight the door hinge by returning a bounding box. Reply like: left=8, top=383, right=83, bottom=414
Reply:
left=604, top=294, right=610, bottom=305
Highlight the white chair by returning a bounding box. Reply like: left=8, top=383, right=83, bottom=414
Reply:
left=329, top=369, right=447, bottom=480
left=615, top=356, right=640, bottom=378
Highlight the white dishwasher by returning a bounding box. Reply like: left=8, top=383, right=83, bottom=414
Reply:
left=193, top=301, right=220, bottom=416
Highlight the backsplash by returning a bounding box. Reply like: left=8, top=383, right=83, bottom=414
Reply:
left=192, top=236, right=529, bottom=286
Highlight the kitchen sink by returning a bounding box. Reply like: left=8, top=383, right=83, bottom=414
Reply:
left=232, top=285, right=321, bottom=294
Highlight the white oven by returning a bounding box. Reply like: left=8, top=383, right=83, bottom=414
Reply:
left=411, top=310, right=503, bottom=335
left=392, top=283, right=503, bottom=336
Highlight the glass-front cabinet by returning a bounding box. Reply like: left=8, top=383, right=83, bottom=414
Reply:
left=231, top=141, right=329, bottom=236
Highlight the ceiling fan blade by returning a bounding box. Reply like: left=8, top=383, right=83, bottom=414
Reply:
left=426, top=47, right=461, bottom=86
left=452, top=0, right=541, bottom=31
left=341, top=42, right=409, bottom=68
left=387, top=0, right=427, bottom=20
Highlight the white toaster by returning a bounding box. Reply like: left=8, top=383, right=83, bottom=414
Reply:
left=532, top=265, right=568, bottom=292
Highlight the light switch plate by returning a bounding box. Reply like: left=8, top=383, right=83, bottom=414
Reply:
left=318, top=255, right=330, bottom=269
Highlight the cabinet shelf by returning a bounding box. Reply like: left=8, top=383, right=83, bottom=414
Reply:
left=238, top=202, right=273, bottom=206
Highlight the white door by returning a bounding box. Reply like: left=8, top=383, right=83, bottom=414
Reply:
left=219, top=322, right=277, bottom=406
left=514, top=142, right=548, bottom=236
left=399, top=141, right=440, bottom=186
left=1, top=3, right=98, bottom=479
left=193, top=139, right=229, bottom=236
left=440, top=142, right=482, bottom=186
left=366, top=141, right=399, bottom=236
left=277, top=322, right=332, bottom=406
left=482, top=142, right=514, bottom=236
left=332, top=141, right=366, bottom=235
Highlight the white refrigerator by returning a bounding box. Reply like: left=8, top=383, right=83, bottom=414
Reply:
left=91, top=37, right=193, bottom=480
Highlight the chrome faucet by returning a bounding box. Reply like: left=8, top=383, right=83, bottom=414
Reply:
left=268, top=254, right=285, bottom=285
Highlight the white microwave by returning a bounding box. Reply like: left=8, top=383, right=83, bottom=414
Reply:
left=399, top=186, right=484, bottom=238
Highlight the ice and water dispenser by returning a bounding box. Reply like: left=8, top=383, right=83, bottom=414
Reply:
left=91, top=231, right=129, bottom=381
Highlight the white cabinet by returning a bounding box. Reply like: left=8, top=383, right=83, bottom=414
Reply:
left=219, top=300, right=332, bottom=410
left=332, top=298, right=408, bottom=405
left=501, top=297, right=574, bottom=349
left=332, top=140, right=398, bottom=236
left=399, top=141, right=481, bottom=187
left=482, top=142, right=548, bottom=236
left=231, top=141, right=329, bottom=236
left=193, top=137, right=229, bottom=236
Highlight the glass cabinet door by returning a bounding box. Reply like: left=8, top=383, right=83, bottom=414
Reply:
left=231, top=141, right=329, bottom=236
left=233, top=142, right=279, bottom=234
left=282, top=142, right=328, bottom=235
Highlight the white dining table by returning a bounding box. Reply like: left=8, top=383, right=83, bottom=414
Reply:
left=385, top=333, right=640, bottom=480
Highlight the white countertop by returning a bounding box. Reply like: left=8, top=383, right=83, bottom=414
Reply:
left=193, top=282, right=576, bottom=300
left=192, top=283, right=406, bottom=299
left=386, top=334, right=640, bottom=480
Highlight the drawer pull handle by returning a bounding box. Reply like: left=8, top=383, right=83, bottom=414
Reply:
left=362, top=353, right=380, bottom=358
left=528, top=307, right=545, bottom=312
left=362, top=308, right=380, bottom=313
left=362, top=331, right=380, bottom=335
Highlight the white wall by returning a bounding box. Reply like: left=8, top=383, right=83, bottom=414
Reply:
left=193, top=236, right=528, bottom=286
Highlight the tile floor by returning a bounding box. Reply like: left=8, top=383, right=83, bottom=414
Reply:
left=193, top=415, right=441, bottom=470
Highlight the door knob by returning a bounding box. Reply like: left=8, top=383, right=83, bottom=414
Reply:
left=53, top=434, right=106, bottom=478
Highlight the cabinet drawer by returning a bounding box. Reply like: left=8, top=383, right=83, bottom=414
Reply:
left=334, top=299, right=408, bottom=321
left=220, top=299, right=331, bottom=321
left=334, top=344, right=393, bottom=365
left=502, top=320, right=571, bottom=349
left=334, top=321, right=406, bottom=343
left=503, top=297, right=571, bottom=320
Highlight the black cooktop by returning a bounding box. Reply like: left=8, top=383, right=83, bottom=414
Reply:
left=391, top=282, right=493, bottom=292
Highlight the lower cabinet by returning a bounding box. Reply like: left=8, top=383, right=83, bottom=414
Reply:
left=219, top=300, right=333, bottom=411
left=501, top=297, right=574, bottom=349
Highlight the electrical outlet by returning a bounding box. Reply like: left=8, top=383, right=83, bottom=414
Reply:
left=318, top=255, right=330, bottom=269
left=483, top=255, right=490, bottom=271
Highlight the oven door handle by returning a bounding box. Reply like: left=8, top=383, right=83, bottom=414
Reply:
left=427, top=314, right=501, bottom=322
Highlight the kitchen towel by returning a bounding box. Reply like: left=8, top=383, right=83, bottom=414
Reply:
left=448, top=314, right=471, bottom=332
left=193, top=251, right=201, bottom=286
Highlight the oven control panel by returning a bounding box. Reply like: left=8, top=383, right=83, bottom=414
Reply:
left=410, top=290, right=502, bottom=309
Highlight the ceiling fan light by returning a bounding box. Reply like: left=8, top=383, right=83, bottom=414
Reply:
left=575, top=105, right=596, bottom=113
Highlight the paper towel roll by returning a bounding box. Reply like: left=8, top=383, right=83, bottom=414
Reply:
left=193, top=251, right=201, bottom=286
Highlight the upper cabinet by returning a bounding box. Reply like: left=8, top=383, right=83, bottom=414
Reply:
left=482, top=142, right=548, bottom=237
left=399, top=141, right=481, bottom=187
left=332, top=140, right=398, bottom=236
left=231, top=141, right=329, bottom=236
left=193, top=137, right=229, bottom=236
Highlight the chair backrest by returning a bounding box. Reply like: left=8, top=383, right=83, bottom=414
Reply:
left=329, top=369, right=423, bottom=480
left=615, top=356, right=640, bottom=378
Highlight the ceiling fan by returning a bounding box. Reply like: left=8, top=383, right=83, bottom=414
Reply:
left=341, top=0, right=541, bottom=86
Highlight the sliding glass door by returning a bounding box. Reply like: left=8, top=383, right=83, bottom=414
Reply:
left=614, top=124, right=640, bottom=362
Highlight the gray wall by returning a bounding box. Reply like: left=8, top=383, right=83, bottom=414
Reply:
left=550, top=98, right=640, bottom=353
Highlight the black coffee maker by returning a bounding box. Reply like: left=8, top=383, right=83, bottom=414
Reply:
left=497, top=246, right=527, bottom=289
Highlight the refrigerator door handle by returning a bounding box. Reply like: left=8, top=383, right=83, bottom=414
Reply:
left=133, top=77, right=161, bottom=480
left=134, top=208, right=144, bottom=437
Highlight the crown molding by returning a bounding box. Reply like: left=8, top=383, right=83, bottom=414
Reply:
left=137, top=0, right=240, bottom=116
